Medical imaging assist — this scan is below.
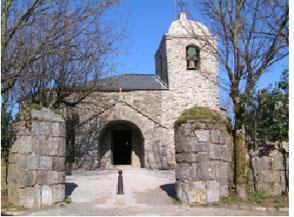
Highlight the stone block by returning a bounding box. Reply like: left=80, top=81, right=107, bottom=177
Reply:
left=26, top=154, right=38, bottom=170
left=190, top=163, right=198, bottom=179
left=220, top=184, right=229, bottom=197
left=33, top=184, right=42, bottom=208
left=59, top=122, right=66, bottom=138
left=16, top=154, right=27, bottom=170
left=185, top=153, right=198, bottom=163
left=259, top=157, right=269, bottom=170
left=175, top=130, right=187, bottom=153
left=31, top=121, right=40, bottom=136
left=8, top=183, right=19, bottom=204
left=188, top=181, right=207, bottom=205
left=32, top=136, right=41, bottom=154
left=178, top=123, right=192, bottom=137
left=208, top=144, right=229, bottom=160
left=41, top=185, right=53, bottom=207
left=8, top=153, right=17, bottom=164
left=47, top=171, right=59, bottom=185
left=194, top=130, right=210, bottom=143
left=39, top=156, right=52, bottom=170
left=208, top=144, right=218, bottom=160
left=207, top=180, right=220, bottom=203
left=211, top=130, right=220, bottom=144
left=197, top=158, right=209, bottom=181
left=10, top=138, right=21, bottom=153
left=58, top=138, right=66, bottom=157
left=48, top=137, right=59, bottom=156
left=185, top=137, right=208, bottom=153
left=273, top=152, right=284, bottom=170
left=52, top=122, right=65, bottom=137
left=24, top=171, right=37, bottom=187
left=58, top=172, right=66, bottom=183
left=175, top=181, right=189, bottom=204
left=219, top=132, right=227, bottom=144
left=176, top=153, right=185, bottom=163
left=175, top=163, right=191, bottom=180
left=19, top=136, right=32, bottom=154
left=14, top=123, right=31, bottom=136
left=260, top=170, right=274, bottom=183
left=19, top=187, right=35, bottom=208
left=52, top=184, right=65, bottom=203
left=259, top=182, right=284, bottom=196
left=280, top=171, right=287, bottom=184
left=7, top=163, right=17, bottom=183
left=40, top=121, right=51, bottom=135
left=257, top=183, right=270, bottom=193
left=36, top=170, right=47, bottom=184
left=52, top=157, right=60, bottom=171
left=60, top=157, right=66, bottom=171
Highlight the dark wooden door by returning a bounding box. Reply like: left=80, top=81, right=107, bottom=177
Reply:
left=112, top=130, right=132, bottom=165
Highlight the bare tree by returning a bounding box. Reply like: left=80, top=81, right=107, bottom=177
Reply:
left=1, top=0, right=125, bottom=109
left=189, top=0, right=288, bottom=198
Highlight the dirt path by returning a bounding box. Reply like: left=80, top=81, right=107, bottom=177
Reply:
left=23, top=169, right=287, bottom=216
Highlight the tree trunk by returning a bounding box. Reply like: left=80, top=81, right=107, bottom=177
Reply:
left=233, top=97, right=248, bottom=199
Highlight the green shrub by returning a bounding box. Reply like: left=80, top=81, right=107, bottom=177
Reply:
left=174, top=106, right=227, bottom=128
left=250, top=191, right=267, bottom=204
left=64, top=196, right=72, bottom=204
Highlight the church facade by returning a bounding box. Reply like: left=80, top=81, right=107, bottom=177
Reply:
left=70, top=13, right=221, bottom=170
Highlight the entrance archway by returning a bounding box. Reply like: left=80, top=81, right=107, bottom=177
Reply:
left=98, top=120, right=144, bottom=169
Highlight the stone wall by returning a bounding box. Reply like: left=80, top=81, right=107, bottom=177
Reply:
left=64, top=13, right=222, bottom=171
left=248, top=143, right=289, bottom=196
left=8, top=108, right=66, bottom=209
left=174, top=108, right=231, bottom=205
left=71, top=91, right=171, bottom=170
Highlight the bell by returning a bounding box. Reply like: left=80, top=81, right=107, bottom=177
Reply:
left=187, top=60, right=196, bottom=69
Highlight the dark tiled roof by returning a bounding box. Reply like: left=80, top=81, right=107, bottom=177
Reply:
left=96, top=74, right=168, bottom=91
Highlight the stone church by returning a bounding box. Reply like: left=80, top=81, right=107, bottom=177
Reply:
left=70, top=13, right=221, bottom=170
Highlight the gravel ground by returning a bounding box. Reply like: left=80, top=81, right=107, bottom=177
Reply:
left=22, top=169, right=287, bottom=216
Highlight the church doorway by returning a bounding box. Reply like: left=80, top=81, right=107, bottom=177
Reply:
left=98, top=120, right=144, bottom=169
left=112, top=130, right=132, bottom=165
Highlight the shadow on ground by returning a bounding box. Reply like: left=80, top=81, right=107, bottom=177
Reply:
left=1, top=212, right=12, bottom=216
left=160, top=183, right=176, bottom=198
left=65, top=182, right=78, bottom=197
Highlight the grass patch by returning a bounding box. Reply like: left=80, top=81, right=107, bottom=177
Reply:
left=220, top=192, right=288, bottom=208
left=174, top=106, right=227, bottom=128
left=249, top=191, right=267, bottom=204
left=220, top=194, right=245, bottom=204
left=64, top=196, right=72, bottom=204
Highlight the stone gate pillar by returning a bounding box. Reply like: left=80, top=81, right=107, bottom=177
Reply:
left=174, top=106, right=232, bottom=205
left=8, top=107, right=66, bottom=208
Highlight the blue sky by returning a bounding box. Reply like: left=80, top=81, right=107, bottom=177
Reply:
left=110, top=0, right=288, bottom=104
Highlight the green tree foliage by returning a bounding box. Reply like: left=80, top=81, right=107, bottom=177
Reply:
left=1, top=102, right=14, bottom=161
left=245, top=70, right=288, bottom=148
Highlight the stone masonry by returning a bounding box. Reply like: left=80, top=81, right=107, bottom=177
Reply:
left=174, top=107, right=231, bottom=204
left=8, top=108, right=66, bottom=209
left=248, top=143, right=289, bottom=196
left=68, top=12, right=222, bottom=170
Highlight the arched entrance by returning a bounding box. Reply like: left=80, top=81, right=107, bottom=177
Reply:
left=98, top=120, right=144, bottom=169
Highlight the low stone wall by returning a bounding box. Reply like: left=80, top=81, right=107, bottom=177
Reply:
left=175, top=110, right=231, bottom=204
left=248, top=144, right=289, bottom=196
left=8, top=108, right=66, bottom=208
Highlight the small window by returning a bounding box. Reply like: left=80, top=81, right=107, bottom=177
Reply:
left=186, top=45, right=200, bottom=70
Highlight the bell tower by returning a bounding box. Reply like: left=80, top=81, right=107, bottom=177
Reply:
left=155, top=12, right=220, bottom=118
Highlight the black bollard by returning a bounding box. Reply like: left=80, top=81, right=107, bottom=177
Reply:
left=117, top=170, right=124, bottom=194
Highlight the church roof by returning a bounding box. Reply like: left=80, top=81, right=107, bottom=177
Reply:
left=96, top=74, right=168, bottom=91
